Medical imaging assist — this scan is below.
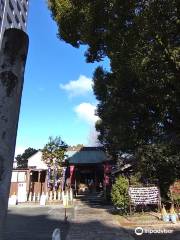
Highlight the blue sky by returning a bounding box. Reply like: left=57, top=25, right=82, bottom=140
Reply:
left=15, top=0, right=109, bottom=155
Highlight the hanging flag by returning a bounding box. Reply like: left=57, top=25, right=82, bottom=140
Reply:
left=54, top=161, right=58, bottom=190
left=47, top=166, right=51, bottom=188
left=62, top=167, right=66, bottom=191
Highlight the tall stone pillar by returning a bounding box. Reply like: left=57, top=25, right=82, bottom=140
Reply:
left=0, top=29, right=29, bottom=240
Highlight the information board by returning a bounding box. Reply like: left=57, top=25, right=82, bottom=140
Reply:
left=128, top=186, right=160, bottom=205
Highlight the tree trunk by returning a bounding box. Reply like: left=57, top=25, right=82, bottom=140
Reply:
left=0, top=29, right=29, bottom=240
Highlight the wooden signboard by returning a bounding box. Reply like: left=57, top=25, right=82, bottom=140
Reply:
left=128, top=186, right=161, bottom=206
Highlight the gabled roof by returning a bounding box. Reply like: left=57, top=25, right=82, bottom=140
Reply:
left=66, top=147, right=107, bottom=164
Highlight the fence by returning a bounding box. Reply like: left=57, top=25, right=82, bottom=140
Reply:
left=9, top=188, right=74, bottom=205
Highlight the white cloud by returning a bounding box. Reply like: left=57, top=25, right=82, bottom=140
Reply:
left=60, top=75, right=93, bottom=97
left=74, top=102, right=100, bottom=125
left=15, top=146, right=26, bottom=157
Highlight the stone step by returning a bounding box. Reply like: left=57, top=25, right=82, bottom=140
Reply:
left=75, top=191, right=105, bottom=207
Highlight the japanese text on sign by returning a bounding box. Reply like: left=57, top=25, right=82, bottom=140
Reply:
left=129, top=186, right=160, bottom=205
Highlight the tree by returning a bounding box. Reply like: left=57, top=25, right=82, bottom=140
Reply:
left=42, top=136, right=68, bottom=167
left=48, top=0, right=180, bottom=196
left=48, top=0, right=179, bottom=150
left=16, top=148, right=38, bottom=169
left=42, top=136, right=68, bottom=189
left=111, top=176, right=129, bottom=214
left=136, top=144, right=180, bottom=199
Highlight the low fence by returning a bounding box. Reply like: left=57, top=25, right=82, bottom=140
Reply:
left=9, top=189, right=74, bottom=205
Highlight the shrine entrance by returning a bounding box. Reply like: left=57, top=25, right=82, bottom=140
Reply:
left=65, top=147, right=108, bottom=195
left=73, top=164, right=104, bottom=193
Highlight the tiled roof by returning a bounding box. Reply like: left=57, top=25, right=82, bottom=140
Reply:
left=66, top=147, right=107, bottom=164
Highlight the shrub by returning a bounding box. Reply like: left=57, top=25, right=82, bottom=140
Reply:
left=111, top=176, right=129, bottom=214
left=129, top=173, right=142, bottom=186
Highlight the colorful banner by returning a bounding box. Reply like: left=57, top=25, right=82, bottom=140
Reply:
left=54, top=162, right=58, bottom=190
left=47, top=166, right=51, bottom=188
left=61, top=167, right=67, bottom=190
left=104, top=162, right=112, bottom=186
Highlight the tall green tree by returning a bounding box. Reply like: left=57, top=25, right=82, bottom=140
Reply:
left=136, top=143, right=180, bottom=198
left=16, top=147, right=38, bottom=169
left=42, top=136, right=68, bottom=167
left=48, top=0, right=180, bottom=195
left=42, top=136, right=68, bottom=189
left=48, top=0, right=179, bottom=151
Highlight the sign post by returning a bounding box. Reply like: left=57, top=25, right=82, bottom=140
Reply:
left=62, top=191, right=69, bottom=222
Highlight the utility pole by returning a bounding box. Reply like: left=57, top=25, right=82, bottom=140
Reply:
left=0, top=29, right=29, bottom=240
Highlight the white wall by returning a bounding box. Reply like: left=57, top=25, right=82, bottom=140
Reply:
left=28, top=151, right=47, bottom=170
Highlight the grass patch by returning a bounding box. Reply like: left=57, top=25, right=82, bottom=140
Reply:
left=116, top=212, right=162, bottom=227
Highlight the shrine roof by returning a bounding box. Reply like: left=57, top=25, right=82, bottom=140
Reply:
left=66, top=147, right=107, bottom=164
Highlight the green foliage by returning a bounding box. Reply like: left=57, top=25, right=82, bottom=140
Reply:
left=48, top=0, right=180, bottom=196
left=111, top=176, right=129, bottom=213
left=169, top=181, right=180, bottom=208
left=129, top=173, right=142, bottom=187
left=137, top=144, right=180, bottom=198
left=48, top=0, right=180, bottom=149
left=16, top=148, right=38, bottom=169
left=171, top=191, right=180, bottom=203
left=170, top=180, right=180, bottom=197
left=42, top=136, right=68, bottom=167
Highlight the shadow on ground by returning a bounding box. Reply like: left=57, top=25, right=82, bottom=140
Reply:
left=4, top=206, right=180, bottom=240
left=4, top=207, right=72, bottom=240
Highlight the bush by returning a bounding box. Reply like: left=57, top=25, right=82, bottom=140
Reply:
left=111, top=176, right=129, bottom=214
left=129, top=173, right=142, bottom=186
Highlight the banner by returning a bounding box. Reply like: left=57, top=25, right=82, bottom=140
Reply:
left=61, top=167, right=66, bottom=190
left=54, top=161, right=58, bottom=190
left=47, top=166, right=51, bottom=188
left=104, top=162, right=112, bottom=174
left=129, top=186, right=160, bottom=205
